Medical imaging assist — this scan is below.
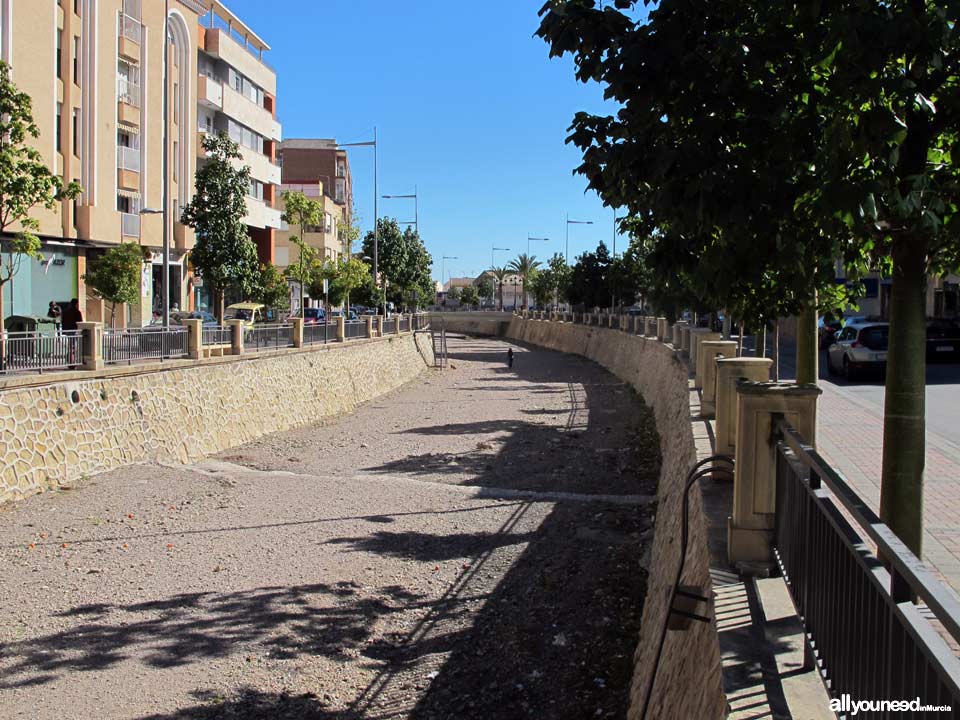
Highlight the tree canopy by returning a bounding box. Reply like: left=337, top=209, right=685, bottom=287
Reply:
left=361, top=218, right=433, bottom=310
left=84, top=243, right=147, bottom=326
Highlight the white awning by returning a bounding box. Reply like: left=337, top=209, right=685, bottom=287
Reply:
left=117, top=188, right=141, bottom=200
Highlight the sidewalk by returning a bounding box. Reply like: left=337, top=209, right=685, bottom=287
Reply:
left=817, top=381, right=960, bottom=599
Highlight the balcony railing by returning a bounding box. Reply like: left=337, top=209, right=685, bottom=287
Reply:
left=120, top=13, right=141, bottom=44
left=117, top=146, right=140, bottom=173
left=279, top=183, right=322, bottom=197
left=118, top=79, right=140, bottom=108
left=121, top=212, right=140, bottom=238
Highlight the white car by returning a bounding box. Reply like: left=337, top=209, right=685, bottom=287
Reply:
left=826, top=321, right=889, bottom=380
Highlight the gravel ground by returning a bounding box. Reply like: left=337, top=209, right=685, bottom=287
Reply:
left=0, top=335, right=660, bottom=720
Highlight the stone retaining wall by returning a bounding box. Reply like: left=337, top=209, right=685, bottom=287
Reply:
left=0, top=333, right=435, bottom=504
left=427, top=312, right=512, bottom=337
left=501, top=317, right=726, bottom=720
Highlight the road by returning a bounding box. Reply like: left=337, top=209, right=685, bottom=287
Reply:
left=0, top=336, right=661, bottom=720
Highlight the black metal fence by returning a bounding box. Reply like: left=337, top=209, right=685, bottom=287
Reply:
left=382, top=318, right=397, bottom=335
left=303, top=321, right=336, bottom=345
left=202, top=326, right=232, bottom=347
left=399, top=316, right=410, bottom=333
left=345, top=320, right=365, bottom=339
left=244, top=324, right=294, bottom=352
left=773, top=416, right=960, bottom=714
left=0, top=331, right=84, bottom=374
left=412, top=314, right=430, bottom=332
left=103, top=328, right=188, bottom=365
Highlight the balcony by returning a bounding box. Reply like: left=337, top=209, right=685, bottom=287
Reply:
left=121, top=212, right=140, bottom=239
left=118, top=13, right=141, bottom=63
left=202, top=28, right=276, bottom=96
left=221, top=83, right=281, bottom=142
left=117, top=79, right=140, bottom=126
left=243, top=196, right=283, bottom=230
left=237, top=143, right=280, bottom=186
left=116, top=146, right=140, bottom=191
left=198, top=75, right=222, bottom=109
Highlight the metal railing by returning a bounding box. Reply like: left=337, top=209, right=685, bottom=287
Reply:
left=303, top=321, right=335, bottom=345
left=103, top=327, right=188, bottom=365
left=412, top=314, right=430, bottom=332
left=345, top=320, right=365, bottom=339
left=117, top=145, right=140, bottom=173
left=244, top=324, right=294, bottom=352
left=120, top=12, right=142, bottom=44
left=0, top=331, right=83, bottom=374
left=202, top=326, right=232, bottom=347
left=773, top=416, right=960, bottom=712
left=399, top=316, right=410, bottom=333
left=382, top=318, right=397, bottom=335
left=121, top=212, right=140, bottom=238
left=118, top=78, right=141, bottom=107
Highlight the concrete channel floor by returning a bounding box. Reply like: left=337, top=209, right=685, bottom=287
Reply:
left=0, top=336, right=662, bottom=720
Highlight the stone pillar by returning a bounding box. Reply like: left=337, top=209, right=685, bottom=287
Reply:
left=291, top=317, right=304, bottom=348
left=672, top=321, right=688, bottom=347
left=609, top=314, right=616, bottom=328
left=185, top=319, right=203, bottom=360
left=77, top=321, right=103, bottom=370
left=227, top=319, right=245, bottom=355
left=693, top=331, right=724, bottom=388
left=365, top=316, right=374, bottom=338
left=680, top=325, right=692, bottom=355
left=408, top=313, right=414, bottom=332
left=714, top=357, right=773, bottom=459
left=394, top=315, right=401, bottom=335
left=728, top=382, right=821, bottom=569
left=657, top=317, right=669, bottom=342
left=336, top=316, right=346, bottom=342
left=690, top=329, right=722, bottom=384
left=698, top=340, right=738, bottom=417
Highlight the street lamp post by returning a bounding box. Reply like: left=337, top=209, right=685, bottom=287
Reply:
left=565, top=214, right=594, bottom=264
left=527, top=235, right=550, bottom=255
left=491, top=246, right=510, bottom=268
left=382, top=186, right=418, bottom=229
left=160, top=0, right=171, bottom=327
left=441, top=255, right=457, bottom=299
left=339, top=129, right=379, bottom=313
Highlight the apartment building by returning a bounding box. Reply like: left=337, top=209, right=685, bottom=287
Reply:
left=0, top=0, right=279, bottom=325
left=274, top=182, right=346, bottom=271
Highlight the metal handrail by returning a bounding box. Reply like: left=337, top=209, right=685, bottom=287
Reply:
left=774, top=416, right=960, bottom=642
left=0, top=330, right=84, bottom=374
left=103, top=327, right=188, bottom=365
left=201, top=326, right=232, bottom=346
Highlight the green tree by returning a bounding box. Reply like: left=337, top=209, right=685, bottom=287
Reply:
left=330, top=256, right=371, bottom=313
left=546, top=253, right=572, bottom=308
left=446, top=286, right=462, bottom=304
left=530, top=267, right=555, bottom=309
left=180, top=133, right=258, bottom=322
left=508, top=253, right=542, bottom=311
left=83, top=243, right=146, bottom=327
left=568, top=242, right=612, bottom=310
left=460, top=285, right=480, bottom=308
left=253, top=263, right=290, bottom=311
left=0, top=61, right=81, bottom=360
left=477, top=277, right=494, bottom=307
left=489, top=266, right=510, bottom=311
left=337, top=215, right=362, bottom=258
left=281, top=191, right=324, bottom=314
left=361, top=219, right=433, bottom=311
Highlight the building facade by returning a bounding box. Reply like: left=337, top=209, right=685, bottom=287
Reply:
left=274, top=182, right=346, bottom=269
left=277, top=138, right=352, bottom=227
left=0, top=0, right=279, bottom=326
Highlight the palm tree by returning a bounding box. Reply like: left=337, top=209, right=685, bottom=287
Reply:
left=490, top=266, right=510, bottom=311
left=508, top=254, right=541, bottom=310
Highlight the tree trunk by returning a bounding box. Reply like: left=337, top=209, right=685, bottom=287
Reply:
left=217, top=288, right=225, bottom=325
left=796, top=297, right=818, bottom=385
left=738, top=321, right=744, bottom=356
left=879, top=239, right=927, bottom=557
left=771, top=321, right=780, bottom=381
left=754, top=325, right=766, bottom=358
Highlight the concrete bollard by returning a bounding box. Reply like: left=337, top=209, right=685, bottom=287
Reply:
left=609, top=314, right=616, bottom=329
left=657, top=317, right=669, bottom=342
left=291, top=317, right=305, bottom=348
left=690, top=329, right=722, bottom=384
left=77, top=321, right=103, bottom=370
left=185, top=319, right=203, bottom=360
left=365, top=316, right=374, bottom=338
left=336, top=316, right=346, bottom=342
left=693, top=331, right=724, bottom=388
left=394, top=315, right=401, bottom=335
left=728, top=382, right=821, bottom=569
left=698, top=340, right=738, bottom=417
left=714, top=358, right=773, bottom=459
left=227, top=319, right=246, bottom=355
left=680, top=325, right=692, bottom=355
left=672, top=320, right=688, bottom=347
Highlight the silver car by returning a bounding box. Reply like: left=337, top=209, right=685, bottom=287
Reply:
left=827, top=321, right=889, bottom=380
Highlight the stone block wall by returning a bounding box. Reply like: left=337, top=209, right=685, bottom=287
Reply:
left=500, top=317, right=726, bottom=720
left=0, top=333, right=435, bottom=504
left=427, top=312, right=512, bottom=337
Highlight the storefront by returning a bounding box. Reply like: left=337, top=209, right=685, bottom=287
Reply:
left=1, top=241, right=79, bottom=321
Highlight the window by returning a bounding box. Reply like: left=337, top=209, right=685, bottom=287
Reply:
left=335, top=178, right=345, bottom=204
left=74, top=0, right=80, bottom=15
left=71, top=108, right=80, bottom=157
left=247, top=178, right=263, bottom=201
left=56, top=31, right=62, bottom=79
left=173, top=142, right=178, bottom=181
left=173, top=83, right=179, bottom=123
left=55, top=103, right=62, bottom=153
left=337, top=162, right=345, bottom=178
left=73, top=36, right=80, bottom=85
left=117, top=195, right=131, bottom=213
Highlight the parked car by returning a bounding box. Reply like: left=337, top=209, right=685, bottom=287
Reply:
left=826, top=321, right=889, bottom=380
left=169, top=310, right=218, bottom=328
left=223, top=303, right=269, bottom=327
left=926, top=319, right=960, bottom=362
left=818, top=317, right=844, bottom=350
left=329, top=309, right=359, bottom=321
left=291, top=307, right=326, bottom=325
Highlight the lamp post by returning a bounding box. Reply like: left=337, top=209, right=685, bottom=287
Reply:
left=441, top=255, right=457, bottom=297
left=491, top=245, right=510, bottom=268
left=565, top=214, right=594, bottom=264
left=339, top=129, right=379, bottom=313
left=382, top=186, right=418, bottom=229
left=158, top=0, right=171, bottom=327
left=527, top=235, right=550, bottom=255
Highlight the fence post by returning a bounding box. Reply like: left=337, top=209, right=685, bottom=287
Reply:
left=336, top=316, right=346, bottom=342
left=291, top=317, right=304, bottom=348
left=680, top=325, right=692, bottom=355
left=394, top=315, right=401, bottom=335
left=728, top=381, right=821, bottom=569
left=657, top=317, right=669, bottom=342
left=185, top=319, right=203, bottom=360
left=227, top=320, right=245, bottom=355
left=365, top=316, right=374, bottom=338
left=698, top=340, right=738, bottom=417
left=715, top=358, right=773, bottom=459
left=407, top=313, right=414, bottom=332
left=692, top=330, right=723, bottom=388
left=672, top=320, right=688, bottom=347
left=77, top=321, right=103, bottom=370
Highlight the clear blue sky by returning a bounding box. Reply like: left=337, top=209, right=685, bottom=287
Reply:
left=225, top=0, right=625, bottom=282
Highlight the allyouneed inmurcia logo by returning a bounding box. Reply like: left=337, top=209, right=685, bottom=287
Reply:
left=830, top=695, right=952, bottom=715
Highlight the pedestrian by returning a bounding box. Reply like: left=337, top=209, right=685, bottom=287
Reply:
left=507, top=348, right=514, bottom=368
left=47, top=301, right=62, bottom=332
left=62, top=298, right=82, bottom=332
